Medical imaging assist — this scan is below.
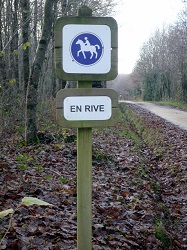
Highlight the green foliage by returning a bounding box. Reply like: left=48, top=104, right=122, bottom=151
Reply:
left=158, top=101, right=187, bottom=110
left=93, top=147, right=111, bottom=165
left=152, top=181, right=160, bottom=193
left=19, top=164, right=28, bottom=171
left=15, top=152, right=67, bottom=185
left=132, top=16, right=187, bottom=103
left=36, top=164, right=44, bottom=170
left=13, top=50, right=18, bottom=55
left=93, top=148, right=106, bottom=160
left=9, top=79, right=16, bottom=84
left=0, top=51, right=5, bottom=57
left=154, top=221, right=172, bottom=248
left=142, top=73, right=169, bottom=102
left=16, top=153, right=42, bottom=171
left=45, top=174, right=53, bottom=179
left=118, top=105, right=142, bottom=147
left=22, top=41, right=30, bottom=50
left=119, top=103, right=164, bottom=157
left=16, top=153, right=32, bottom=170
left=64, top=134, right=77, bottom=143
left=59, top=177, right=67, bottom=183
left=143, top=74, right=156, bottom=101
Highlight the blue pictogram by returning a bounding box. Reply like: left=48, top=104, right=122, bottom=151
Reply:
left=70, top=32, right=103, bottom=66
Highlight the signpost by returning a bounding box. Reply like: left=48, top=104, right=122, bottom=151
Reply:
left=54, top=5, right=118, bottom=250
left=54, top=6, right=118, bottom=81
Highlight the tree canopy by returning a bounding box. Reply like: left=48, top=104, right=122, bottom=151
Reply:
left=131, top=3, right=187, bottom=102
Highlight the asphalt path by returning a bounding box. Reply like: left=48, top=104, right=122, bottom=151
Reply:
left=123, top=101, right=187, bottom=131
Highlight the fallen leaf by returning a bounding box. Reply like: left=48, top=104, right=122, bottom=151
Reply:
left=21, top=197, right=54, bottom=207
left=0, top=208, right=14, bottom=218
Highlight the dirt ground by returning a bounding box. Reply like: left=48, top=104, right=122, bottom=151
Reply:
left=0, top=102, right=187, bottom=249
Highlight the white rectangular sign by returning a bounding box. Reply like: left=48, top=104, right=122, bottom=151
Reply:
left=64, top=96, right=112, bottom=121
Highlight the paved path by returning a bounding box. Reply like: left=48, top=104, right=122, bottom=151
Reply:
left=123, top=101, right=187, bottom=131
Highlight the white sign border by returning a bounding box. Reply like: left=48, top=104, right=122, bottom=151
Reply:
left=63, top=96, right=112, bottom=121
left=62, top=24, right=111, bottom=74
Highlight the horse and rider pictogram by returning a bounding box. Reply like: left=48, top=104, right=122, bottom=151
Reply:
left=70, top=32, right=103, bottom=66
left=76, top=37, right=100, bottom=59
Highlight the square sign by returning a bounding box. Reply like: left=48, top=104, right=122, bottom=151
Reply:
left=63, top=25, right=111, bottom=74
left=54, top=17, right=118, bottom=81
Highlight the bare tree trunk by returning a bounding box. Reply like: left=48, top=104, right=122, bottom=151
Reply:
left=0, top=2, right=6, bottom=85
left=11, top=0, right=19, bottom=88
left=21, top=0, right=30, bottom=96
left=25, top=0, right=55, bottom=143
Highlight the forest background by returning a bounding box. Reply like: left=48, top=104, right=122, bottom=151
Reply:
left=109, top=0, right=187, bottom=103
left=0, top=0, right=186, bottom=145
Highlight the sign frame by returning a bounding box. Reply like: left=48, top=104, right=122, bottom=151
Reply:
left=54, top=17, right=118, bottom=81
left=56, top=88, right=119, bottom=128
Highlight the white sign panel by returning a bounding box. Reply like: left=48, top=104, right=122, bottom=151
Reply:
left=64, top=96, right=112, bottom=121
left=62, top=24, right=111, bottom=74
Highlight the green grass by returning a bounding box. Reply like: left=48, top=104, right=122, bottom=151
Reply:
left=158, top=101, right=187, bottom=110
left=154, top=221, right=172, bottom=249
left=119, top=103, right=168, bottom=160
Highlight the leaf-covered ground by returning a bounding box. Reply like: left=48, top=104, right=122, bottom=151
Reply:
left=0, top=103, right=187, bottom=249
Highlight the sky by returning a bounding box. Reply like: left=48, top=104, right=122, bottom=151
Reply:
left=114, top=0, right=185, bottom=74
